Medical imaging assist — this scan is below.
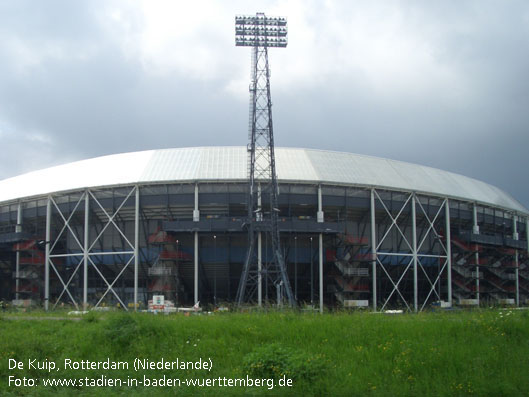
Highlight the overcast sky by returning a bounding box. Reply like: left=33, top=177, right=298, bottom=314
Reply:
left=1, top=0, right=528, bottom=209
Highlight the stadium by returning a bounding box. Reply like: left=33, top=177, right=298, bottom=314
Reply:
left=0, top=146, right=527, bottom=311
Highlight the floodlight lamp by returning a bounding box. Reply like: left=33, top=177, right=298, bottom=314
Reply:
left=235, top=13, right=288, bottom=48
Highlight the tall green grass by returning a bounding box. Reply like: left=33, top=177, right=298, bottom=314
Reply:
left=1, top=309, right=528, bottom=396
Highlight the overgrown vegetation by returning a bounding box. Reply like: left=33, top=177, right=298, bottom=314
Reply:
left=1, top=309, right=528, bottom=396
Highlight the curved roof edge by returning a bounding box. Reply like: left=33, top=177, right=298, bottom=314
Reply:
left=0, top=146, right=527, bottom=215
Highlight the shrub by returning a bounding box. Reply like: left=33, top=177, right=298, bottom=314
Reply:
left=243, top=343, right=324, bottom=381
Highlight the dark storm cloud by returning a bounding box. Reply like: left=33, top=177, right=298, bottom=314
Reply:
left=0, top=0, right=528, bottom=210
left=0, top=0, right=245, bottom=174
left=0, top=0, right=124, bottom=170
left=274, top=1, right=529, bottom=209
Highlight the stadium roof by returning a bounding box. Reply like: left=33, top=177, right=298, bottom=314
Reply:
left=0, top=147, right=526, bottom=214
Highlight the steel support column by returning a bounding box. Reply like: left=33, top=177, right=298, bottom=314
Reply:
left=527, top=216, right=529, bottom=305
left=45, top=197, right=51, bottom=311
left=15, top=202, right=22, bottom=301
left=258, top=183, right=262, bottom=306
left=258, top=232, right=262, bottom=306
left=319, top=232, right=323, bottom=313
left=445, top=199, right=452, bottom=305
left=317, top=185, right=324, bottom=223
left=194, top=232, right=198, bottom=304
left=294, top=236, right=298, bottom=300
left=412, top=194, right=418, bottom=312
left=473, top=204, right=480, bottom=305
left=310, top=237, right=314, bottom=305
left=83, top=191, right=89, bottom=310
left=370, top=189, right=377, bottom=311
left=134, top=186, right=139, bottom=311
left=513, top=215, right=519, bottom=306
left=193, top=183, right=200, bottom=222
left=194, top=183, right=199, bottom=304
left=317, top=184, right=323, bottom=313
left=527, top=217, right=529, bottom=305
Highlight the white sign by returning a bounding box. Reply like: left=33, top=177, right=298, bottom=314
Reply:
left=153, top=295, right=165, bottom=306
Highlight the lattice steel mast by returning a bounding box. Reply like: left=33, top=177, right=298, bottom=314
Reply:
left=235, top=13, right=295, bottom=306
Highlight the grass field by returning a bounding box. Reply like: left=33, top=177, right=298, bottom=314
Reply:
left=1, top=308, right=528, bottom=396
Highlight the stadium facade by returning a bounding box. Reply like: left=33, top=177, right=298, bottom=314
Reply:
left=0, top=146, right=527, bottom=311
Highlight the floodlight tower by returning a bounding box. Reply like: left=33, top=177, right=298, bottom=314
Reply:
left=234, top=13, right=295, bottom=306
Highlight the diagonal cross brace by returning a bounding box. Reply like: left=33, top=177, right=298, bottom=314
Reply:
left=52, top=255, right=83, bottom=309
left=88, top=256, right=128, bottom=310
left=374, top=190, right=414, bottom=253
left=378, top=255, right=413, bottom=312
left=50, top=194, right=85, bottom=253
left=48, top=259, right=79, bottom=310
left=420, top=258, right=448, bottom=312
left=94, top=255, right=135, bottom=309
left=88, top=188, right=136, bottom=252
left=415, top=197, right=447, bottom=254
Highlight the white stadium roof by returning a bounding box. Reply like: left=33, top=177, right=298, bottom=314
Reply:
left=0, top=147, right=526, bottom=214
